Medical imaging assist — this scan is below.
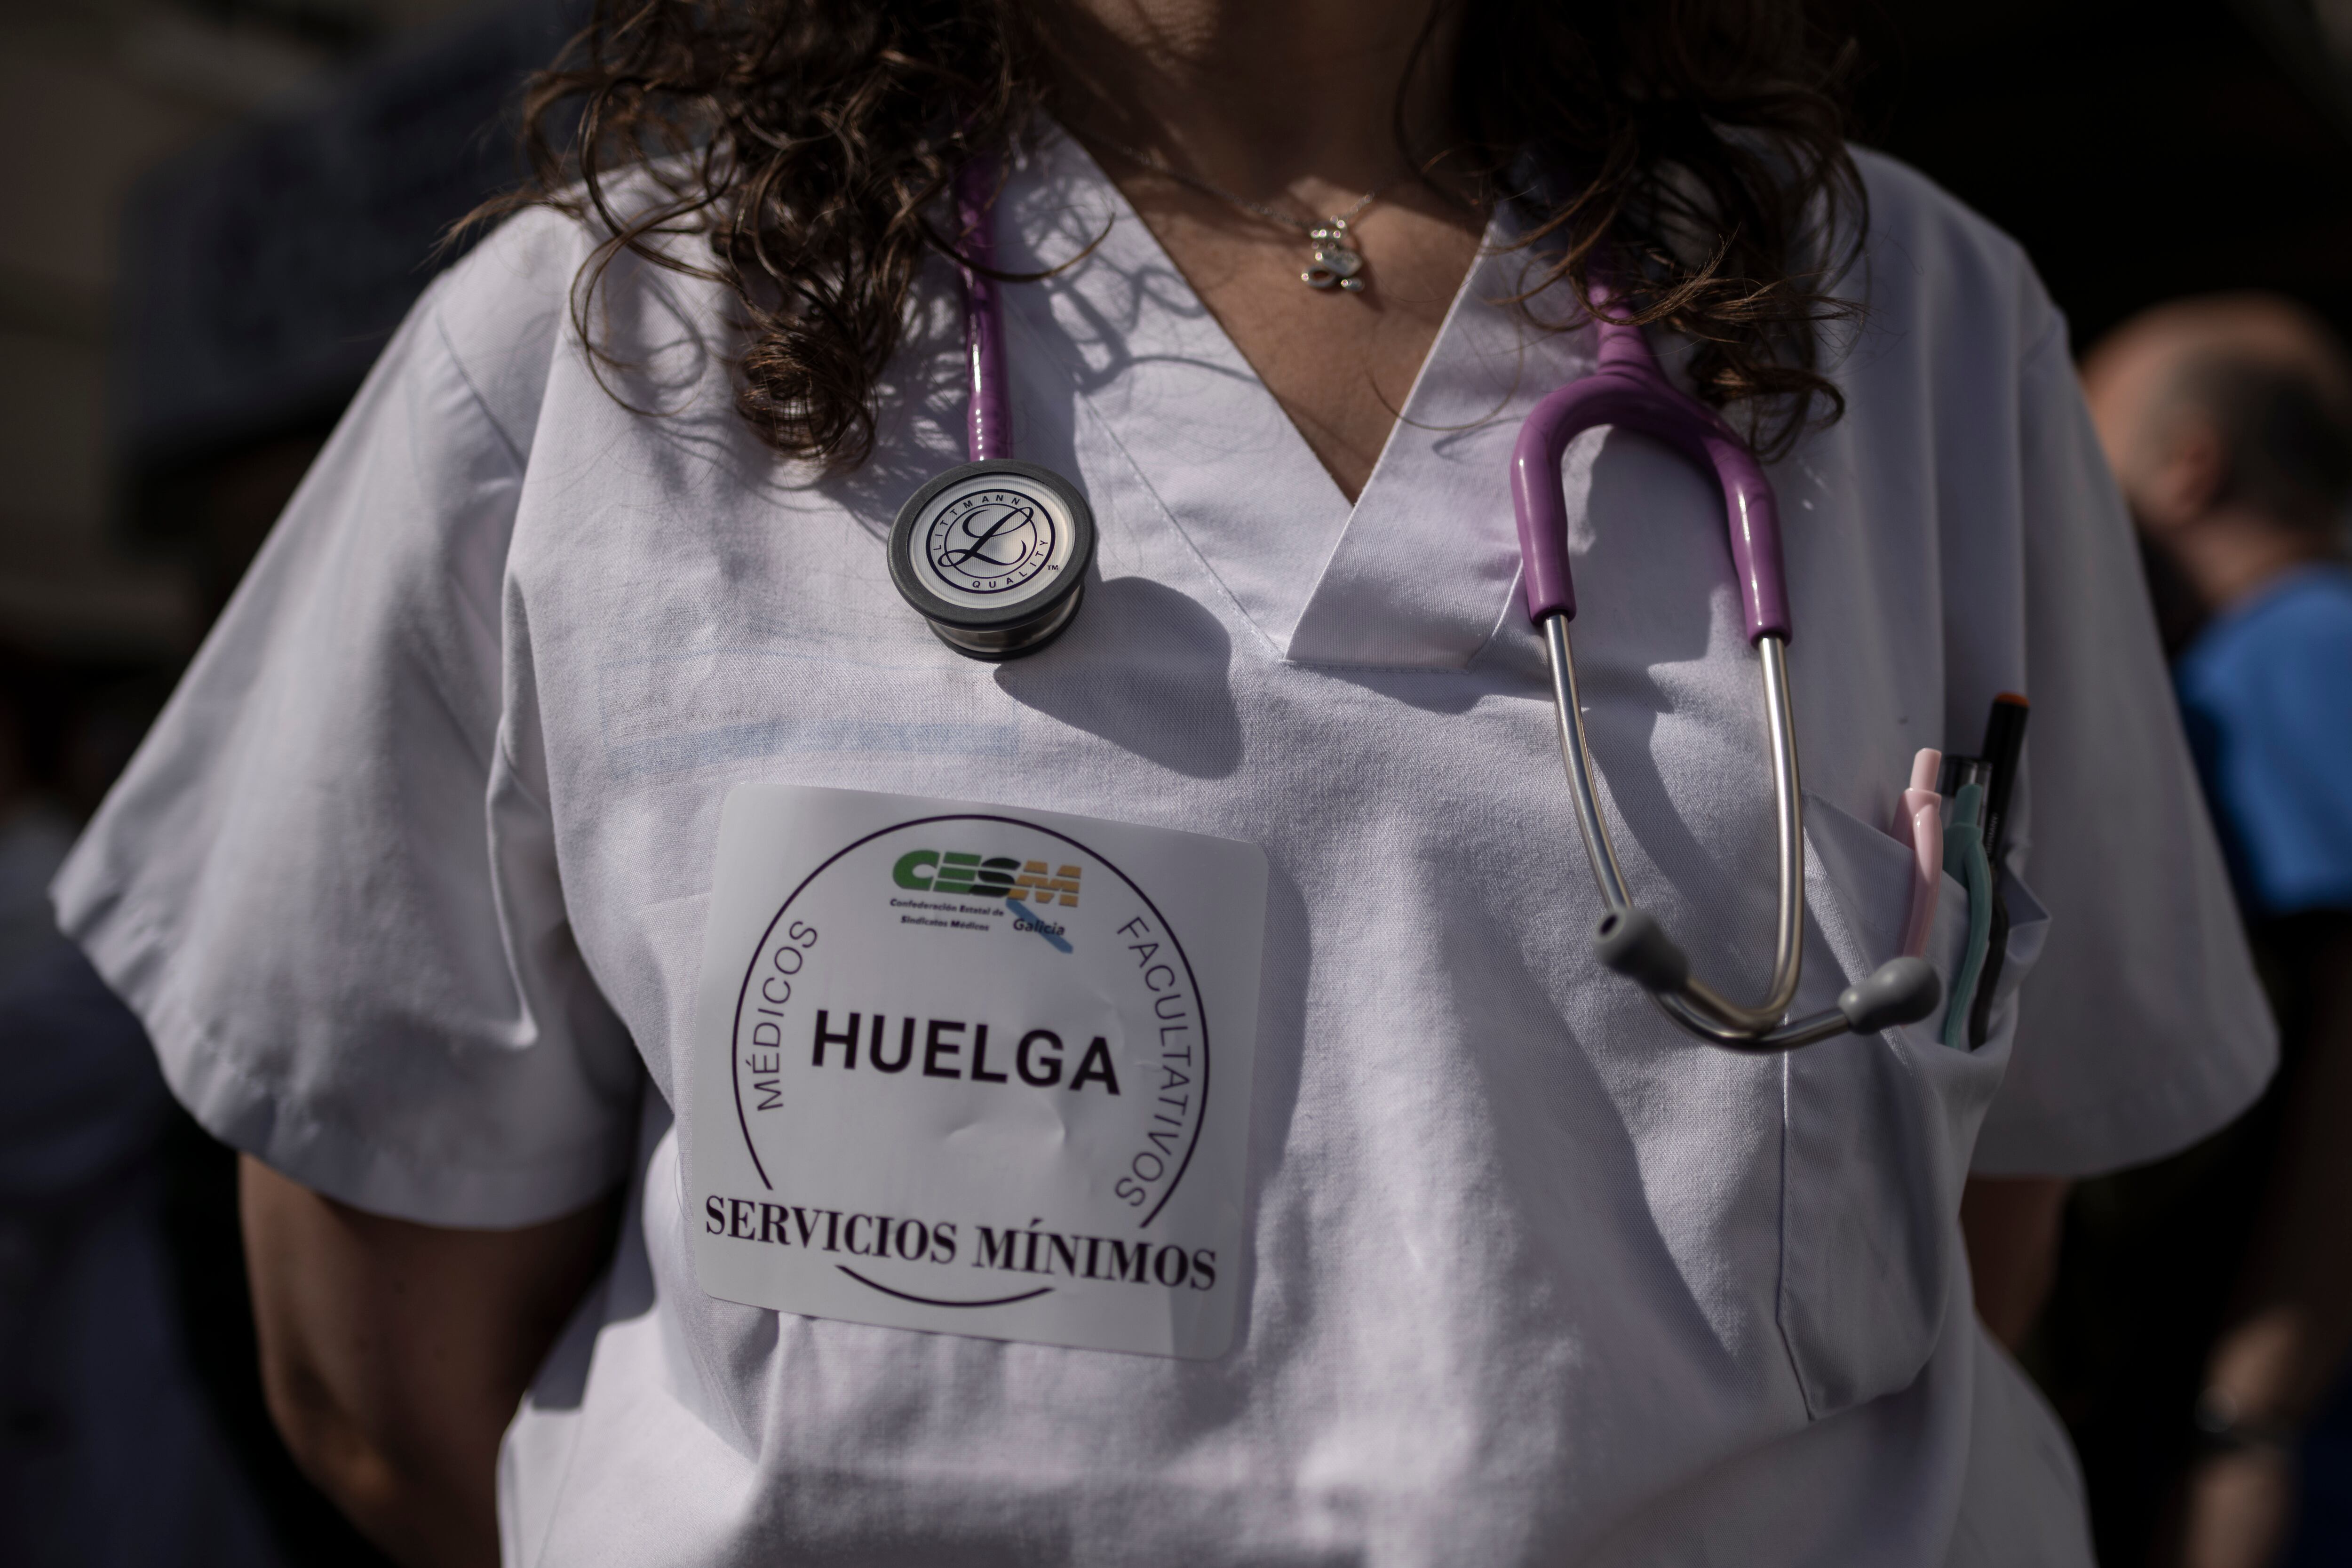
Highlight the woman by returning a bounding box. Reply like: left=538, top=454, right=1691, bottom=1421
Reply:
left=56, top=1, right=2271, bottom=1563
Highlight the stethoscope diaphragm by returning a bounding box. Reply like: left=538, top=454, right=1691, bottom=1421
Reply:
left=888, top=458, right=1096, bottom=661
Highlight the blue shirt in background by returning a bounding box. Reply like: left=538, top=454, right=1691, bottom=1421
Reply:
left=2176, top=563, right=2352, bottom=918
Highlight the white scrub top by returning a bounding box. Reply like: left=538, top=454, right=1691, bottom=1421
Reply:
left=56, top=134, right=2272, bottom=1566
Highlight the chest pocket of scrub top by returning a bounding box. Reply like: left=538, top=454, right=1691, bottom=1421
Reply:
left=1775, top=794, right=2052, bottom=1419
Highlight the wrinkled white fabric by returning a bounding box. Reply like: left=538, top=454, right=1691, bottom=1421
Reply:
left=56, top=135, right=2270, bottom=1565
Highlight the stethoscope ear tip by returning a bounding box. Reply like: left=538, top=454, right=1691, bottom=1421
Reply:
left=1836, top=957, right=1943, bottom=1035
left=1594, top=907, right=1690, bottom=994
left=1594, top=912, right=1941, bottom=1046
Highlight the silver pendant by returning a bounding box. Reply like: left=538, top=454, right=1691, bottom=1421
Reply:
left=1302, top=218, right=1367, bottom=293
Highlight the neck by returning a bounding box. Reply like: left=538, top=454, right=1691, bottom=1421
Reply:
left=1041, top=0, right=1455, bottom=202
left=2161, top=508, right=2336, bottom=614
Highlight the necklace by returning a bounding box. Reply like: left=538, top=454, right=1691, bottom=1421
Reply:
left=1078, top=129, right=1383, bottom=294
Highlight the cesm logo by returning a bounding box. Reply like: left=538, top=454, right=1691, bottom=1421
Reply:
left=892, top=849, right=1081, bottom=907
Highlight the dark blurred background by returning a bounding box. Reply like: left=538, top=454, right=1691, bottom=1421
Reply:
left=10, top=0, right=2352, bottom=683
left=1, top=0, right=2349, bottom=1562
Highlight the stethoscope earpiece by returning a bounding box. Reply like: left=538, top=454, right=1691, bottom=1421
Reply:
left=1836, top=957, right=1943, bottom=1035
left=1531, top=279, right=1939, bottom=1053
left=1593, top=907, right=1689, bottom=994
left=888, top=457, right=1096, bottom=661
left=1592, top=906, right=1943, bottom=1051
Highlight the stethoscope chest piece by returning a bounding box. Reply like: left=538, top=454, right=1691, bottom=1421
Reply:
left=889, top=458, right=1096, bottom=661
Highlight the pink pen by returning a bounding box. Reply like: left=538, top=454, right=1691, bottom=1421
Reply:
left=1892, top=748, right=1943, bottom=958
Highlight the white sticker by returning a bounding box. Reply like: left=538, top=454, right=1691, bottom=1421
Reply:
left=685, top=784, right=1269, bottom=1359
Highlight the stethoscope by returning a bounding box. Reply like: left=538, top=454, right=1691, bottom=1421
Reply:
left=890, top=160, right=1942, bottom=1051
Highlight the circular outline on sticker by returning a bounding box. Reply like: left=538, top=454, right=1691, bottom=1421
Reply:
left=834, top=1265, right=1054, bottom=1309
left=728, top=813, right=1212, bottom=1231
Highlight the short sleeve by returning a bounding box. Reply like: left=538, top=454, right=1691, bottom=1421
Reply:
left=1970, top=323, right=2278, bottom=1177
left=2176, top=577, right=2352, bottom=917
left=51, top=241, right=642, bottom=1227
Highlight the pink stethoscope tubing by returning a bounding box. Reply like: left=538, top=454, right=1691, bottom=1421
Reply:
left=1507, top=286, right=1936, bottom=1051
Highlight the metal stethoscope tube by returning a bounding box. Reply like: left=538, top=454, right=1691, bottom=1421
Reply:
left=1542, top=613, right=1938, bottom=1051
left=1506, top=271, right=1940, bottom=1052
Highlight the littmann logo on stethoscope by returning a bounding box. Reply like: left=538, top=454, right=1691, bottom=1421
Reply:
left=926, top=488, right=1058, bottom=596
left=890, top=459, right=1095, bottom=659
left=906, top=470, right=1080, bottom=614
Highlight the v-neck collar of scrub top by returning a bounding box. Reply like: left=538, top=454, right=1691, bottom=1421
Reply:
left=990, top=131, right=1598, bottom=672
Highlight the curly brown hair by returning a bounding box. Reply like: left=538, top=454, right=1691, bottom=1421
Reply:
left=492, top=0, right=1865, bottom=469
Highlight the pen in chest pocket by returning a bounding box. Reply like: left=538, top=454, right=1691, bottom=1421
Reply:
left=1967, top=695, right=2032, bottom=1047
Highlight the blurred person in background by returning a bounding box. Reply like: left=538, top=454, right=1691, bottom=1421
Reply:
left=2082, top=297, right=2352, bottom=1568
left=0, top=649, right=286, bottom=1567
